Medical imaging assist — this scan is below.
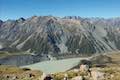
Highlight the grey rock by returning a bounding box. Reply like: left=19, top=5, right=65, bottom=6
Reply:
left=0, top=16, right=120, bottom=66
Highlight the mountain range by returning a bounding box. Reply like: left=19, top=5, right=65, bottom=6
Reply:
left=0, top=16, right=120, bottom=66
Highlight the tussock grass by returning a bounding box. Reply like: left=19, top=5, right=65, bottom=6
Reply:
left=0, top=65, right=42, bottom=80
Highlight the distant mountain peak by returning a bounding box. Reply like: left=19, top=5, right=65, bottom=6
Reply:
left=17, top=17, right=25, bottom=22
left=63, top=16, right=82, bottom=20
left=0, top=16, right=120, bottom=57
left=0, top=16, right=120, bottom=66
left=0, top=20, right=3, bottom=26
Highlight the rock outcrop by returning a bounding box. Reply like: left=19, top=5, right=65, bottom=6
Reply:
left=0, top=16, right=120, bottom=65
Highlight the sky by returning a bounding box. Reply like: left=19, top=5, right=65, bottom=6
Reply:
left=0, top=0, right=120, bottom=21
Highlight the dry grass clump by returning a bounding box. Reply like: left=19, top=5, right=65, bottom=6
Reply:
left=53, top=71, right=78, bottom=80
left=0, top=65, right=43, bottom=80
left=53, top=72, right=65, bottom=80
left=0, top=65, right=24, bottom=74
left=99, top=65, right=120, bottom=80
left=53, top=70, right=89, bottom=80
left=53, top=52, right=120, bottom=80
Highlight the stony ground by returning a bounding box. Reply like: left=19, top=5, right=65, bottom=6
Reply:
left=0, top=52, right=120, bottom=80
left=52, top=52, right=120, bottom=80
left=0, top=65, right=42, bottom=80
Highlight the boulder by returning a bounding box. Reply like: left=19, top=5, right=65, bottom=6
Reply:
left=80, top=64, right=89, bottom=72
left=91, top=70, right=105, bottom=80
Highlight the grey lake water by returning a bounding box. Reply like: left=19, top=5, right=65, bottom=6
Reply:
left=22, top=57, right=89, bottom=74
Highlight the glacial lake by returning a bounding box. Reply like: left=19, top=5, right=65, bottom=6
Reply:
left=22, top=57, right=89, bottom=74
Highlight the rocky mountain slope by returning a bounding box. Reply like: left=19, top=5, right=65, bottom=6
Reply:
left=0, top=16, right=120, bottom=65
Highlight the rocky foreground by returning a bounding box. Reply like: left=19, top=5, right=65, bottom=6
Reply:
left=0, top=52, right=120, bottom=80
left=0, top=65, right=42, bottom=80
left=52, top=52, right=120, bottom=80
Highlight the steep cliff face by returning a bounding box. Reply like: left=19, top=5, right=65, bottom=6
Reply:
left=0, top=16, right=120, bottom=55
left=0, top=16, right=120, bottom=65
